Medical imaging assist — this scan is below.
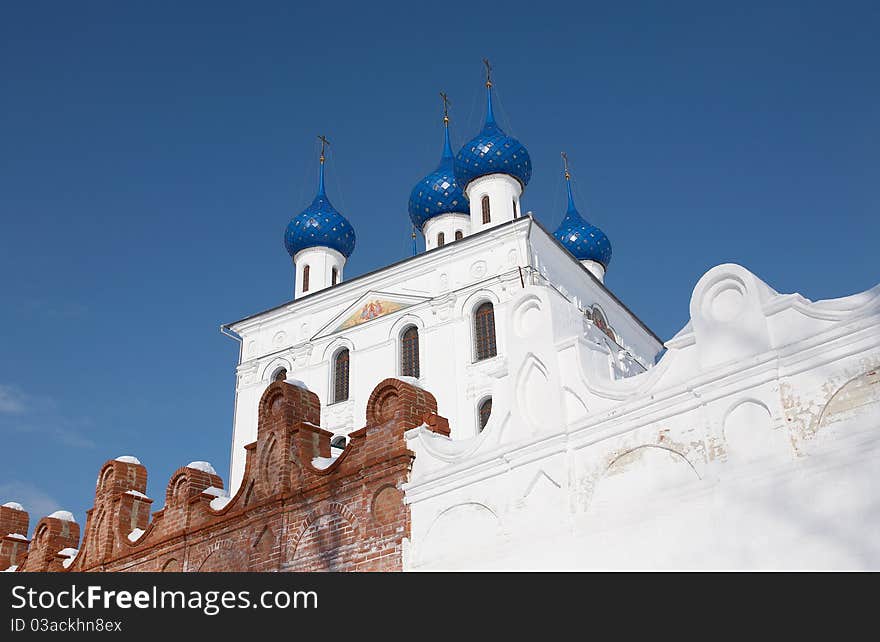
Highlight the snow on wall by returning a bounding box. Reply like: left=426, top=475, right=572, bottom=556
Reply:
left=405, top=264, right=880, bottom=570
left=47, top=510, right=76, bottom=523
left=186, top=461, right=217, bottom=475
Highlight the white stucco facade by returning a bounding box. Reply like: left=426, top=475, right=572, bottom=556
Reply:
left=465, top=174, right=523, bottom=233
left=293, top=246, right=345, bottom=298
left=224, top=216, right=661, bottom=495
left=422, top=212, right=470, bottom=251
left=404, top=263, right=880, bottom=570
left=224, top=215, right=880, bottom=570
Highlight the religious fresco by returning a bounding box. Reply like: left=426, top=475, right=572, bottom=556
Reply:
left=334, top=299, right=407, bottom=331
left=587, top=304, right=617, bottom=343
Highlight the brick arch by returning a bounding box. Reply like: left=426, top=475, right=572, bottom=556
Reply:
left=86, top=510, right=108, bottom=566
left=259, top=432, right=279, bottom=496
left=165, top=472, right=189, bottom=505
left=163, top=465, right=222, bottom=507
left=365, top=378, right=437, bottom=427
left=98, top=466, right=114, bottom=493
left=286, top=502, right=360, bottom=571
left=258, top=384, right=288, bottom=424
left=371, top=484, right=404, bottom=527
left=194, top=539, right=248, bottom=572
left=249, top=525, right=277, bottom=571
left=256, top=379, right=321, bottom=431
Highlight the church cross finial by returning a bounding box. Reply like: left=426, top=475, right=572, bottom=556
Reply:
left=318, top=135, right=330, bottom=164
left=440, top=91, right=450, bottom=124
left=482, top=58, right=492, bottom=88
left=561, top=151, right=571, bottom=180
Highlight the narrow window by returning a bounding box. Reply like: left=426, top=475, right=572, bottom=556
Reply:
left=481, top=195, right=491, bottom=224
left=474, top=302, right=497, bottom=361
left=400, top=326, right=420, bottom=378
left=437, top=232, right=445, bottom=247
left=455, top=230, right=463, bottom=241
left=333, top=349, right=350, bottom=403
left=302, top=265, right=310, bottom=292
left=331, top=266, right=338, bottom=286
left=512, top=198, right=518, bottom=218
left=478, top=397, right=492, bottom=431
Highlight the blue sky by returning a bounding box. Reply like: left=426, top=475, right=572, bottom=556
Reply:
left=1, top=1, right=877, bottom=530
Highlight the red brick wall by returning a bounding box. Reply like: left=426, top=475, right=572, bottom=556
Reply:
left=3, top=378, right=445, bottom=573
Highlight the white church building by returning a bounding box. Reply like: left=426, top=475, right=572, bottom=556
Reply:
left=221, top=70, right=880, bottom=570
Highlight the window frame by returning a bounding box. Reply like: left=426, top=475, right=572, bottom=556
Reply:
left=399, top=325, right=420, bottom=379
left=477, top=396, right=493, bottom=432
left=473, top=301, right=498, bottom=361
left=331, top=347, right=350, bottom=404
left=481, top=195, right=491, bottom=224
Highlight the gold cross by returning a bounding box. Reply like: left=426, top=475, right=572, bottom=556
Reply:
left=561, top=152, right=571, bottom=180
left=440, top=91, right=450, bottom=123
left=482, top=58, right=492, bottom=88
left=318, top=135, right=330, bottom=163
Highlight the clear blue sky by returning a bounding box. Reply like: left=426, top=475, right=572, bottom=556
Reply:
left=1, top=1, right=877, bottom=528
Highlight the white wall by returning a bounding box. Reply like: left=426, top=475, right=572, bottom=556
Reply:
left=404, top=264, right=880, bottom=570
left=293, top=246, right=345, bottom=299
left=224, top=217, right=660, bottom=494
left=466, top=174, right=522, bottom=234
left=422, top=213, right=470, bottom=251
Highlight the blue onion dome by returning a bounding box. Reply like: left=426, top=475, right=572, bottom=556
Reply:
left=455, top=82, right=531, bottom=190
left=553, top=160, right=612, bottom=268
left=408, top=117, right=467, bottom=230
left=284, top=148, right=356, bottom=259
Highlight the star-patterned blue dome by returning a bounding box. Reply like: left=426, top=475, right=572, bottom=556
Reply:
left=553, top=173, right=612, bottom=268
left=408, top=122, right=467, bottom=230
left=455, top=86, right=531, bottom=190
left=284, top=155, right=356, bottom=259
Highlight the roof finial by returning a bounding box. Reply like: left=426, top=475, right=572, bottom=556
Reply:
left=481, top=60, right=497, bottom=127
left=318, top=134, right=330, bottom=164
left=561, top=152, right=577, bottom=212
left=316, top=135, right=330, bottom=197
left=439, top=92, right=454, bottom=161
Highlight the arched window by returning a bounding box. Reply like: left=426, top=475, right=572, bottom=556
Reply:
left=330, top=435, right=347, bottom=450
left=512, top=198, right=518, bottom=218
left=474, top=302, right=497, bottom=361
left=302, top=265, right=310, bottom=292
left=331, top=267, right=338, bottom=286
left=478, top=397, right=492, bottom=431
left=455, top=230, right=463, bottom=241
left=481, top=195, right=491, bottom=224
left=437, top=232, right=445, bottom=247
left=273, top=368, right=287, bottom=382
left=333, top=349, right=350, bottom=403
left=400, top=326, right=420, bottom=378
